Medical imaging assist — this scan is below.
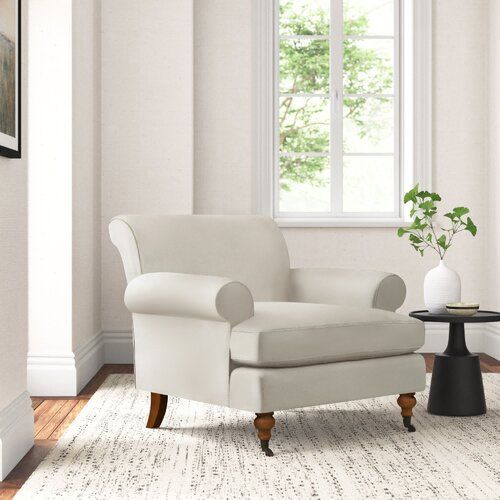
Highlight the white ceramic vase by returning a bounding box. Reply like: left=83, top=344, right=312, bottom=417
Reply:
left=424, top=260, right=461, bottom=314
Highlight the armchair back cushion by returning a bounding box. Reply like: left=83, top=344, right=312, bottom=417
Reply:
left=109, top=215, right=290, bottom=301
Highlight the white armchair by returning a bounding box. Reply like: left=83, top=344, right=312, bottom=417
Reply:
left=110, top=215, right=425, bottom=456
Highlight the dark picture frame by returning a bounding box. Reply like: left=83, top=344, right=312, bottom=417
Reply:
left=0, top=0, right=21, bottom=158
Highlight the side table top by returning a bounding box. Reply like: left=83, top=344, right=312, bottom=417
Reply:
left=409, top=310, right=500, bottom=323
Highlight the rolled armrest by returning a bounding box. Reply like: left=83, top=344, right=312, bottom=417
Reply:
left=289, top=268, right=406, bottom=312
left=125, top=272, right=254, bottom=326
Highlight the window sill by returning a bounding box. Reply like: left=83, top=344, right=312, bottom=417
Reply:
left=275, top=217, right=410, bottom=228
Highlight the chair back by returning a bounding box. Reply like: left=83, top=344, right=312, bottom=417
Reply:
left=109, top=214, right=290, bottom=301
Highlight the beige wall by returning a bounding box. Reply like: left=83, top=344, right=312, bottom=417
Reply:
left=0, top=161, right=27, bottom=412
left=101, top=0, right=194, bottom=331
left=194, top=0, right=254, bottom=214
left=0, top=7, right=30, bottom=473
left=0, top=1, right=26, bottom=412
left=486, top=0, right=500, bottom=309
left=193, top=0, right=488, bottom=314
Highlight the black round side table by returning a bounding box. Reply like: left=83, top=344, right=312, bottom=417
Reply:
left=409, top=310, right=500, bottom=416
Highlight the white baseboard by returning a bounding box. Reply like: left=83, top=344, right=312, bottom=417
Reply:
left=28, top=332, right=104, bottom=397
left=27, top=354, right=78, bottom=396
left=75, top=334, right=104, bottom=393
left=0, top=391, right=34, bottom=480
left=103, top=331, right=133, bottom=363
left=417, top=323, right=486, bottom=354
left=484, top=324, right=500, bottom=360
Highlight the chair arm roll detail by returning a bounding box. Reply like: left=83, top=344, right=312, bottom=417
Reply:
left=289, top=268, right=406, bottom=312
left=125, top=272, right=254, bottom=326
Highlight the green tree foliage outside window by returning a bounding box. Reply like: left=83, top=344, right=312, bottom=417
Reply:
left=279, top=1, right=393, bottom=191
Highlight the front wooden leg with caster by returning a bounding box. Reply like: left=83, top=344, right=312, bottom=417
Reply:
left=397, top=393, right=416, bottom=432
left=146, top=393, right=168, bottom=428
left=254, top=412, right=275, bottom=457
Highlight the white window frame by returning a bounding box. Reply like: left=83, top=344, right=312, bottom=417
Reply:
left=253, top=0, right=432, bottom=227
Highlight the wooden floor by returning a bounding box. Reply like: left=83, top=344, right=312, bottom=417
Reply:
left=0, top=365, right=133, bottom=499
left=1, top=354, right=499, bottom=498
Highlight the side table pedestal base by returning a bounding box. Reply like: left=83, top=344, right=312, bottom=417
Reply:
left=428, top=353, right=486, bottom=416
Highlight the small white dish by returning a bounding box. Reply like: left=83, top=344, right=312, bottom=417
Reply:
left=446, top=302, right=480, bottom=316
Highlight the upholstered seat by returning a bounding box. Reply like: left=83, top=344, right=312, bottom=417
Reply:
left=230, top=302, right=424, bottom=368
left=110, top=214, right=426, bottom=457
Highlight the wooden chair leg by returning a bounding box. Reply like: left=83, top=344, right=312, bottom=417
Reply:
left=254, top=412, right=275, bottom=457
left=146, top=393, right=168, bottom=428
left=397, top=393, right=416, bottom=432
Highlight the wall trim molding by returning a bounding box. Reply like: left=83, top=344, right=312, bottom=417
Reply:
left=252, top=0, right=274, bottom=216
left=75, top=333, right=104, bottom=394
left=103, top=331, right=134, bottom=364
left=417, top=323, right=500, bottom=359
left=27, top=332, right=104, bottom=397
left=484, top=323, right=500, bottom=360
left=0, top=391, right=34, bottom=480
left=27, top=353, right=77, bottom=397
left=417, top=322, right=485, bottom=354
left=413, top=0, right=433, bottom=191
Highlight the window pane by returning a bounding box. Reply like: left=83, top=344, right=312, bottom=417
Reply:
left=344, top=39, right=394, bottom=94
left=343, top=156, right=394, bottom=212
left=344, top=0, right=394, bottom=36
left=343, top=97, right=393, bottom=153
left=279, top=0, right=330, bottom=36
left=279, top=97, right=330, bottom=153
left=280, top=39, right=330, bottom=94
left=279, top=156, right=330, bottom=213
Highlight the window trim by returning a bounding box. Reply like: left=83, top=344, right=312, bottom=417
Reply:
left=253, top=0, right=432, bottom=227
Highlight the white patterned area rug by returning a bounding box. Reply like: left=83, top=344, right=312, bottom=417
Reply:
left=17, top=374, right=500, bottom=499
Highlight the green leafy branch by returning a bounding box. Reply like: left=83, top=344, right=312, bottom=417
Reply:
left=278, top=1, right=393, bottom=191
left=397, top=185, right=477, bottom=259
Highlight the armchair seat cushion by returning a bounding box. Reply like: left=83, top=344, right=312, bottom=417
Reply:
left=230, top=302, right=424, bottom=368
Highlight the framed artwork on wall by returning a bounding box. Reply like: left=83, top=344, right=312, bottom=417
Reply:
left=0, top=0, right=20, bottom=158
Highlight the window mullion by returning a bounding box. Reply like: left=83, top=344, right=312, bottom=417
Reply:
left=331, top=0, right=343, bottom=216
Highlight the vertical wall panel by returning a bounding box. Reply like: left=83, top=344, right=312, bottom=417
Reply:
left=28, top=0, right=73, bottom=355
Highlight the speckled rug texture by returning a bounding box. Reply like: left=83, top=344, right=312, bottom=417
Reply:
left=17, top=374, right=500, bottom=499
